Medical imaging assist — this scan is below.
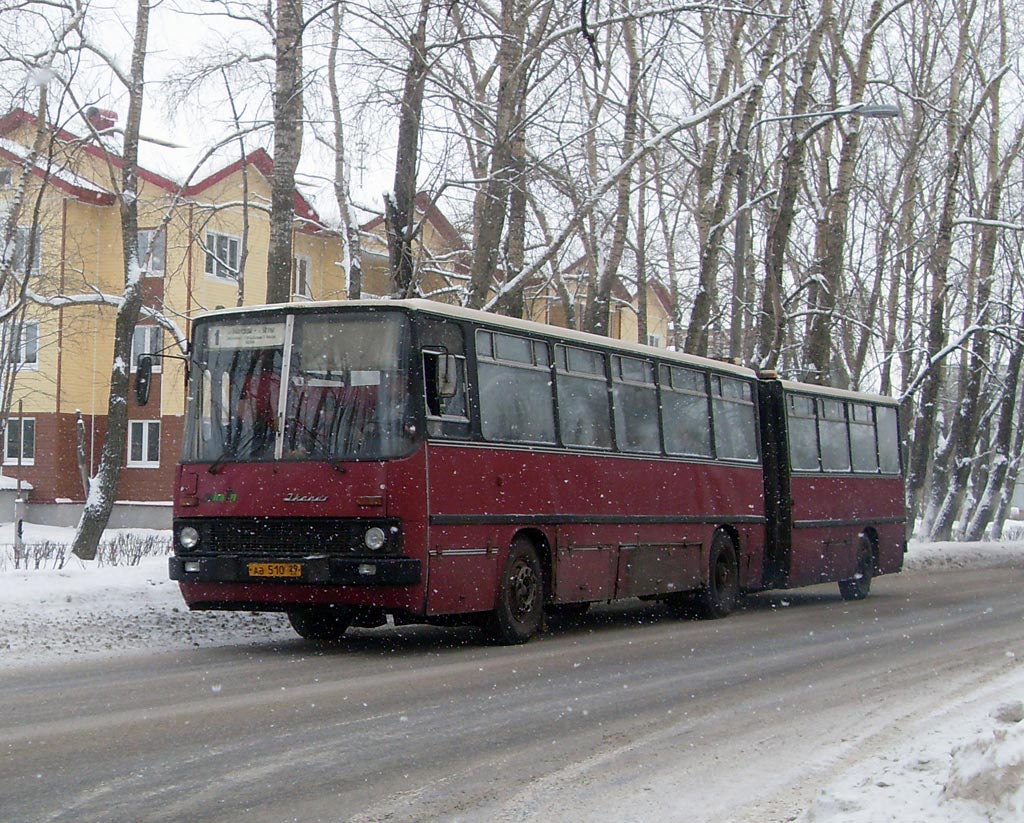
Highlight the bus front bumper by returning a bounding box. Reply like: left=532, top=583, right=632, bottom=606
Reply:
left=169, top=555, right=421, bottom=587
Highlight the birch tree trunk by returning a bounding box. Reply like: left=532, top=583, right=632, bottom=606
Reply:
left=466, top=0, right=528, bottom=309
left=684, top=11, right=745, bottom=355
left=72, top=0, right=151, bottom=560
left=265, top=0, right=304, bottom=304
left=329, top=1, right=362, bottom=299
left=385, top=0, right=430, bottom=297
left=582, top=16, right=640, bottom=336
left=961, top=336, right=1022, bottom=541
left=803, top=0, right=885, bottom=384
left=907, top=2, right=998, bottom=522
left=755, top=0, right=833, bottom=370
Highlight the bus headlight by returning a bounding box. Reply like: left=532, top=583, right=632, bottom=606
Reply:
left=364, top=527, right=386, bottom=551
left=179, top=526, right=201, bottom=550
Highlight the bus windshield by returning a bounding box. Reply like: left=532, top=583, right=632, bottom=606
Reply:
left=183, top=310, right=416, bottom=463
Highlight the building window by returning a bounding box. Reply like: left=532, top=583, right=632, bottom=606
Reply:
left=137, top=229, right=166, bottom=277
left=11, top=320, right=38, bottom=368
left=4, top=418, right=35, bottom=465
left=9, top=226, right=41, bottom=276
left=293, top=255, right=312, bottom=298
left=128, top=420, right=160, bottom=467
left=204, top=231, right=240, bottom=279
left=131, top=326, right=163, bottom=373
left=647, top=334, right=661, bottom=348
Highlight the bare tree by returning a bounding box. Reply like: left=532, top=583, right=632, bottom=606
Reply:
left=326, top=0, right=363, bottom=299
left=265, top=0, right=305, bottom=303
left=72, top=0, right=153, bottom=559
left=384, top=0, right=431, bottom=297
left=802, top=0, right=891, bottom=383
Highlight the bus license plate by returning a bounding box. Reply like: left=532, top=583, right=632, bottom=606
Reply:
left=248, top=562, right=302, bottom=579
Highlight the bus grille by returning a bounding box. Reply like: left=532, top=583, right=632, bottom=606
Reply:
left=174, top=517, right=401, bottom=557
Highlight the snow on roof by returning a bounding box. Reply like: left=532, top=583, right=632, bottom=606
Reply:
left=0, top=136, right=114, bottom=204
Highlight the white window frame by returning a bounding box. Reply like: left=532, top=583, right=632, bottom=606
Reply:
left=11, top=226, right=41, bottom=276
left=4, top=418, right=35, bottom=466
left=204, top=231, right=240, bottom=280
left=131, top=326, right=163, bottom=373
left=128, top=419, right=161, bottom=468
left=12, top=320, right=39, bottom=369
left=292, top=254, right=312, bottom=299
left=137, top=228, right=166, bottom=277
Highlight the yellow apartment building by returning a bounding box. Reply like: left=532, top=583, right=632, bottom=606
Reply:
left=0, top=108, right=345, bottom=525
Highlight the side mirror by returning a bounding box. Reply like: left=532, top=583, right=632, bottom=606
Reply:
left=135, top=355, right=153, bottom=406
left=436, top=354, right=459, bottom=398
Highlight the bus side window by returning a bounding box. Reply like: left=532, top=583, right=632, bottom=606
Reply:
left=661, top=365, right=712, bottom=457
left=787, top=394, right=820, bottom=471
left=712, top=376, right=758, bottom=461
left=819, top=398, right=851, bottom=472
left=611, top=355, right=660, bottom=453
left=477, top=330, right=556, bottom=444
left=850, top=403, right=879, bottom=472
left=555, top=345, right=612, bottom=449
left=876, top=405, right=901, bottom=474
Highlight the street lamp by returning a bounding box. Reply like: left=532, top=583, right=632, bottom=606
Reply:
left=729, top=102, right=900, bottom=361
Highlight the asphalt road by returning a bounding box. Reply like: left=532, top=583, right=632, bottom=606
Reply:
left=3, top=565, right=1023, bottom=823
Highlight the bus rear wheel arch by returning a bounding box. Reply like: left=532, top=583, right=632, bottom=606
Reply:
left=665, top=530, right=740, bottom=620
left=485, top=535, right=545, bottom=645
left=696, top=530, right=740, bottom=619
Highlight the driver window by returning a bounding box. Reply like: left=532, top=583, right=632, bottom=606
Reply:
left=419, top=318, right=470, bottom=439
left=423, top=352, right=466, bottom=416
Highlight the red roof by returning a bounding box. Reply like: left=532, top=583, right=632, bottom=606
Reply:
left=360, top=192, right=467, bottom=252
left=0, top=109, right=324, bottom=228
left=0, top=140, right=115, bottom=205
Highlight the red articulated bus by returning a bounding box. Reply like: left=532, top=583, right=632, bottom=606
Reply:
left=164, top=299, right=906, bottom=644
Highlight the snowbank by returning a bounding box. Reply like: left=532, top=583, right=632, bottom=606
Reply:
left=905, top=537, right=1024, bottom=571
left=0, top=522, right=289, bottom=664
left=798, top=669, right=1024, bottom=822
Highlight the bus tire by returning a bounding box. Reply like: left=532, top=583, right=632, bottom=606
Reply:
left=839, top=535, right=873, bottom=601
left=287, top=605, right=353, bottom=641
left=486, top=537, right=544, bottom=645
left=695, top=532, right=740, bottom=619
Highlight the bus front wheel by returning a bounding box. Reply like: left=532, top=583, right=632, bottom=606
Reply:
left=486, top=538, right=544, bottom=644
left=839, top=535, right=874, bottom=601
left=288, top=605, right=353, bottom=641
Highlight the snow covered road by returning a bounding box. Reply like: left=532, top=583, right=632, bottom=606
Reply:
left=1, top=531, right=1022, bottom=822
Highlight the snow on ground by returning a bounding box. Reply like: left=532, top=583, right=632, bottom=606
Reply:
left=1, top=522, right=1023, bottom=821
left=0, top=522, right=290, bottom=663
left=796, top=668, right=1024, bottom=823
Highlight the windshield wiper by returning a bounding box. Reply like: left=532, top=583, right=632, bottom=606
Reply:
left=207, top=430, right=259, bottom=474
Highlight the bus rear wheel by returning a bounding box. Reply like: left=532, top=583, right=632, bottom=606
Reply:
left=486, top=538, right=544, bottom=645
left=287, top=605, right=353, bottom=641
left=694, top=532, right=740, bottom=619
left=839, top=535, right=874, bottom=601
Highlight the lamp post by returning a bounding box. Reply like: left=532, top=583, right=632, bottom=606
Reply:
left=730, top=102, right=900, bottom=363
left=13, top=398, right=24, bottom=560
